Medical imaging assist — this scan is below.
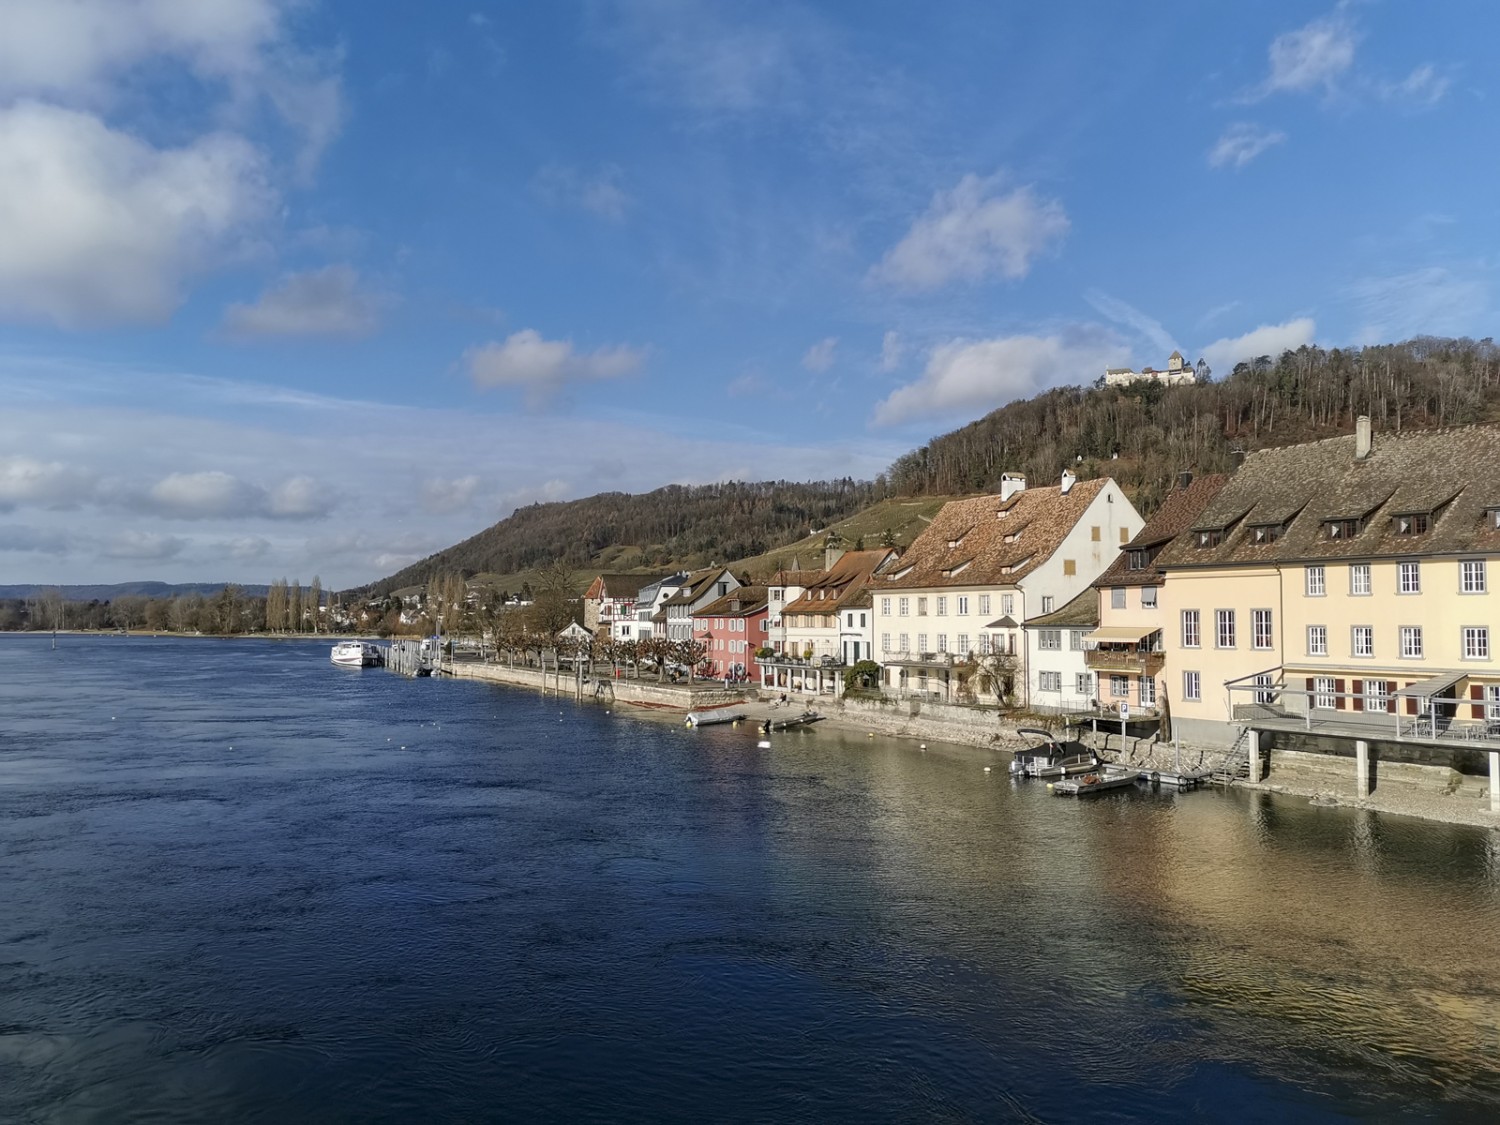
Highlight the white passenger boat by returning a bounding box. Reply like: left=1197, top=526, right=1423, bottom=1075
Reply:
left=331, top=640, right=383, bottom=668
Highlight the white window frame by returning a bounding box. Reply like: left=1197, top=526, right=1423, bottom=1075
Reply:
left=1069, top=630, right=1085, bottom=651
left=1001, top=594, right=1013, bottom=616
left=1254, top=673, right=1274, bottom=704
left=1110, top=674, right=1129, bottom=698
left=1313, top=676, right=1337, bottom=709
left=1041, top=596, right=1054, bottom=614
left=1181, top=609, right=1200, bottom=649
left=1463, top=626, right=1490, bottom=660
left=978, top=595, right=991, bottom=615
left=1488, top=684, right=1500, bottom=721
left=1305, top=565, right=1325, bottom=597
left=957, top=595, right=969, bottom=615
left=1306, top=625, right=1328, bottom=656
left=1461, top=560, right=1487, bottom=595
left=1139, top=676, right=1156, bottom=706
left=917, top=633, right=928, bottom=653
left=1252, top=609, right=1273, bottom=651
left=1215, top=609, right=1236, bottom=649
left=1111, top=588, right=1126, bottom=609
left=881, top=632, right=891, bottom=653
left=936, top=633, right=948, bottom=653
left=1039, top=671, right=1061, bottom=693
left=880, top=597, right=892, bottom=616
left=1351, top=625, right=1373, bottom=658
left=1364, top=679, right=1391, bottom=713
left=898, top=597, right=910, bottom=617
left=1140, top=586, right=1158, bottom=609
left=1184, top=671, right=1201, bottom=702
left=1075, top=672, right=1093, bottom=696
left=1400, top=626, right=1423, bottom=659
left=1399, top=561, right=1421, bottom=594
left=917, top=597, right=928, bottom=616
left=957, top=633, right=969, bottom=654
left=936, top=596, right=947, bottom=616
left=1349, top=563, right=1371, bottom=596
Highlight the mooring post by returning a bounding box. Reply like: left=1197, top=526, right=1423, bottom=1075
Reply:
left=1355, top=739, right=1370, bottom=796
left=1490, top=751, right=1499, bottom=814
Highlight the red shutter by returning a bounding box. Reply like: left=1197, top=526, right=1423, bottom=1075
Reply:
left=1472, top=683, right=1486, bottom=720
left=1334, top=679, right=1346, bottom=710
left=1352, top=680, right=1363, bottom=711
left=1405, top=687, right=1417, bottom=716
left=1386, top=683, right=1397, bottom=714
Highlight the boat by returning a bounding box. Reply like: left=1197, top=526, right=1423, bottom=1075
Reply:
left=331, top=640, right=383, bottom=668
left=686, top=709, right=746, bottom=727
left=1009, top=727, right=1099, bottom=779
left=760, top=710, right=823, bottom=734
left=1051, top=765, right=1141, bottom=797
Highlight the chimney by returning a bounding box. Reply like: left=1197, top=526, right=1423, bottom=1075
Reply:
left=824, top=541, right=846, bottom=570
left=1060, top=468, right=1076, bottom=495
left=1355, top=415, right=1372, bottom=461
left=999, top=473, right=1027, bottom=502
left=1177, top=470, right=1193, bottom=490
left=1231, top=449, right=1246, bottom=469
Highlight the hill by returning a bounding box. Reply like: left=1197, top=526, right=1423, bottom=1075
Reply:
left=0, top=582, right=272, bottom=602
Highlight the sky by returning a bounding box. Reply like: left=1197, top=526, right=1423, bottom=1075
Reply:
left=0, top=0, right=1494, bottom=589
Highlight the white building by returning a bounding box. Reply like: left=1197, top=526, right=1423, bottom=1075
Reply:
left=1021, top=590, right=1099, bottom=714
left=780, top=547, right=898, bottom=664
left=1104, top=350, right=1198, bottom=388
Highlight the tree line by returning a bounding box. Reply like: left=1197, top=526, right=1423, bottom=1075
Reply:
left=0, top=577, right=327, bottom=635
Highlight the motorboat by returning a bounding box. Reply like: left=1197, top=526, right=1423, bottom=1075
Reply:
left=686, top=708, right=745, bottom=727
left=1009, top=727, right=1099, bottom=778
left=1052, top=765, right=1142, bottom=797
left=331, top=640, right=383, bottom=668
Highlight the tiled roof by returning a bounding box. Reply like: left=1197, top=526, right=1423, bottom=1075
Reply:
left=1093, top=474, right=1229, bottom=589
left=694, top=586, right=768, bottom=618
left=587, top=573, right=668, bottom=600
left=1024, top=588, right=1099, bottom=629
left=661, top=567, right=733, bottom=607
left=1154, top=424, right=1500, bottom=569
left=879, top=478, right=1109, bottom=590
left=781, top=549, right=896, bottom=615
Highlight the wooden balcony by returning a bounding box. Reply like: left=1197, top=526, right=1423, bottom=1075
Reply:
left=1084, top=648, right=1164, bottom=674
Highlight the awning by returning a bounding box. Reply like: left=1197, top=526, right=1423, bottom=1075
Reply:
left=1395, top=671, right=1465, bottom=698
left=1084, top=625, right=1161, bottom=644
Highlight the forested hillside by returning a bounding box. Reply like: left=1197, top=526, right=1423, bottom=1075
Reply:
left=369, top=479, right=878, bottom=596
left=885, top=337, right=1500, bottom=513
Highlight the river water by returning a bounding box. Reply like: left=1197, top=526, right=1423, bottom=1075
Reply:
left=2, top=636, right=1499, bottom=1123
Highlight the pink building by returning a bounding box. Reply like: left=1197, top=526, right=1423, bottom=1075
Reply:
left=691, top=587, right=769, bottom=679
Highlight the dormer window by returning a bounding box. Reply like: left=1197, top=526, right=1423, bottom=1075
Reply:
left=1003, top=532, right=1021, bottom=544
left=1324, top=518, right=1360, bottom=540
left=1488, top=507, right=1500, bottom=530
left=1126, top=549, right=1148, bottom=570
left=890, top=564, right=914, bottom=581
left=1250, top=523, right=1284, bottom=544
left=942, top=560, right=972, bottom=578
left=1195, top=529, right=1224, bottom=549
left=995, top=509, right=1009, bottom=520
left=947, top=525, right=973, bottom=549
left=1393, top=512, right=1430, bottom=537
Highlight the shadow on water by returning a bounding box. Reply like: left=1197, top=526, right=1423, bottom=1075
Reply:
left=1, top=634, right=1498, bottom=1123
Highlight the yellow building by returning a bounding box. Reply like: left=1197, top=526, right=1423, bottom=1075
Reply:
left=1154, top=420, right=1500, bottom=778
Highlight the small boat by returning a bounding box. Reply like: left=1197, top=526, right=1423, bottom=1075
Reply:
left=331, top=640, right=383, bottom=668
left=760, top=710, right=823, bottom=733
left=1009, top=727, right=1099, bottom=779
left=1052, top=766, right=1141, bottom=797
left=686, top=709, right=746, bottom=727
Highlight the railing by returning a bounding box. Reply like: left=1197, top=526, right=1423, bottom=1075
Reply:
left=1084, top=648, right=1165, bottom=673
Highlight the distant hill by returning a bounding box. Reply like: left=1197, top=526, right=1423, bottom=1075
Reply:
left=0, top=582, right=271, bottom=602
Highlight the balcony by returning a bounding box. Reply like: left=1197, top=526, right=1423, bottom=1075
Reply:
left=1084, top=648, right=1165, bottom=674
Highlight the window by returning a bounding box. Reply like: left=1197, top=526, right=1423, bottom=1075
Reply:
left=1462, top=560, right=1488, bottom=594
left=1364, top=679, right=1391, bottom=712
left=1195, top=529, right=1224, bottom=549
left=1039, top=671, right=1061, bottom=692
left=880, top=597, right=891, bottom=616
left=898, top=597, right=910, bottom=617
left=771, top=589, right=782, bottom=602
left=1464, top=627, right=1490, bottom=660
left=1488, top=684, right=1500, bottom=720
left=978, top=634, right=991, bottom=655
left=1325, top=518, right=1360, bottom=540
left=1069, top=630, right=1085, bottom=651
left=1038, top=629, right=1061, bottom=651
left=1393, top=512, right=1429, bottom=536
left=1120, top=527, right=1131, bottom=544
left=1091, top=526, right=1101, bottom=542
left=936, top=596, right=947, bottom=616
left=1349, top=564, right=1371, bottom=596
left=1140, top=586, right=1158, bottom=609
left=1305, top=566, right=1325, bottom=597
left=1216, top=609, right=1236, bottom=649
left=1110, top=674, right=1129, bottom=697
left=1184, top=671, right=1201, bottom=702
left=1400, top=626, right=1423, bottom=659
left=1306, top=625, right=1327, bottom=656
left=860, top=612, right=866, bottom=627
left=1253, top=609, right=1273, bottom=650
left=1399, top=561, right=1421, bottom=594
left=1111, top=588, right=1126, bottom=609
left=957, top=634, right=969, bottom=654
left=957, top=595, right=969, bottom=615
left=1076, top=673, right=1093, bottom=695
left=1314, top=676, right=1337, bottom=709
left=1140, top=677, right=1156, bottom=706
left=1254, top=673, right=1274, bottom=704
left=1127, top=549, right=1148, bottom=570
left=978, top=595, right=991, bottom=615
left=1251, top=524, right=1283, bottom=544
left=917, top=634, right=928, bottom=653
left=899, top=633, right=909, bottom=652
left=1041, top=596, right=1054, bottom=614
left=1001, top=595, right=1014, bottom=615
left=1352, top=626, right=1373, bottom=658
left=937, top=634, right=948, bottom=653
left=1063, top=559, right=1076, bottom=576
left=1181, top=609, right=1200, bottom=648
left=917, top=597, right=928, bottom=615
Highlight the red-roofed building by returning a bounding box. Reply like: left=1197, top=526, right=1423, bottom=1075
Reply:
left=691, top=587, right=769, bottom=679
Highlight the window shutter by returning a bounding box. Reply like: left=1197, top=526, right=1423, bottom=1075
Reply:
left=1352, top=680, right=1363, bottom=712
left=1334, top=679, right=1345, bottom=710
left=1472, top=683, right=1486, bottom=720
left=1405, top=691, right=1417, bottom=716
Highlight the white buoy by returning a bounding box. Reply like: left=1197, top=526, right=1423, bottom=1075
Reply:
left=920, top=743, right=927, bottom=749
left=984, top=766, right=991, bottom=772
left=757, top=740, right=771, bottom=749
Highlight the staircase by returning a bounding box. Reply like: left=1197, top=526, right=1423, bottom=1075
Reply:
left=1209, top=727, right=1261, bottom=784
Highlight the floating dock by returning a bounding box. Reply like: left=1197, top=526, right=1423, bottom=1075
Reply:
left=1051, top=768, right=1141, bottom=797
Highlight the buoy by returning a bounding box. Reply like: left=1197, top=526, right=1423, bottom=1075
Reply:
left=984, top=766, right=991, bottom=772
left=757, top=740, right=771, bottom=749
left=920, top=743, right=927, bottom=749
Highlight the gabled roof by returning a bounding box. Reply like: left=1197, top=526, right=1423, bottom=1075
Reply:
left=1023, top=588, right=1099, bottom=629
left=1094, top=474, right=1229, bottom=589
left=781, top=548, right=897, bottom=615
left=661, top=566, right=738, bottom=609
left=586, top=573, right=668, bottom=600
left=693, top=586, right=769, bottom=618
left=880, top=478, right=1110, bottom=590
left=1155, top=424, right=1500, bottom=569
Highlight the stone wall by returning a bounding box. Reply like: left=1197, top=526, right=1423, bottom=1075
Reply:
left=442, top=662, right=742, bottom=708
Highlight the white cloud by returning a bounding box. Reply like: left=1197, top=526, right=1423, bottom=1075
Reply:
left=871, top=173, right=1068, bottom=290
left=1198, top=318, right=1317, bottom=373
left=222, top=266, right=389, bottom=339
left=266, top=476, right=330, bottom=519
left=0, top=102, right=271, bottom=327
left=1378, top=64, right=1451, bottom=108
left=1085, top=291, right=1179, bottom=358
left=873, top=329, right=1120, bottom=426
left=147, top=471, right=263, bottom=519
left=1346, top=267, right=1487, bottom=344
left=0, top=456, right=98, bottom=510
left=1207, top=123, right=1287, bottom=170
left=532, top=164, right=632, bottom=221
left=802, top=336, right=839, bottom=373
left=104, top=530, right=186, bottom=561
left=726, top=371, right=767, bottom=398
left=421, top=476, right=483, bottom=514
left=224, top=535, right=271, bottom=562
left=1256, top=13, right=1357, bottom=98
left=880, top=330, right=903, bottom=372
left=464, top=329, right=646, bottom=403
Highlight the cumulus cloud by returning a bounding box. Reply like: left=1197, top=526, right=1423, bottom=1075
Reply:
left=1207, top=123, right=1287, bottom=170
left=464, top=329, right=646, bottom=403
left=147, top=471, right=263, bottom=519
left=873, top=329, right=1120, bottom=426
left=532, top=163, right=632, bottom=221
left=880, top=331, right=903, bottom=372
left=222, top=265, right=388, bottom=339
left=1198, top=318, right=1317, bottom=373
left=421, top=476, right=483, bottom=514
left=266, top=476, right=330, bottom=519
left=1253, top=13, right=1357, bottom=98
left=802, top=336, right=838, bottom=373
left=0, top=102, right=271, bottom=327
left=871, top=173, right=1068, bottom=290
left=224, top=535, right=272, bottom=561
left=104, top=530, right=186, bottom=561
left=0, top=456, right=99, bottom=510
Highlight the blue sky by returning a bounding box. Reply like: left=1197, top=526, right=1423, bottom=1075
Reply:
left=0, top=0, right=1493, bottom=587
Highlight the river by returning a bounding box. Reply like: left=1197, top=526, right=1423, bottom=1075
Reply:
left=2, top=635, right=1498, bottom=1122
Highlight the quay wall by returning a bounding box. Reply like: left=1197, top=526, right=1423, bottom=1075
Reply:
left=441, top=661, right=743, bottom=708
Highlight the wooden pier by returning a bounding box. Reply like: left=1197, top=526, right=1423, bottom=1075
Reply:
left=384, top=640, right=434, bottom=677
